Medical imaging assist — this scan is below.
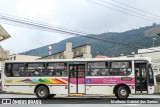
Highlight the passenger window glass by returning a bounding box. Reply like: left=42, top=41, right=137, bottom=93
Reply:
left=148, top=65, right=154, bottom=85
left=26, top=63, right=44, bottom=76
left=110, top=61, right=131, bottom=76
left=5, top=63, right=25, bottom=77
left=87, top=62, right=109, bottom=76
left=12, top=64, right=25, bottom=77
left=46, top=63, right=67, bottom=76
left=5, top=64, right=12, bottom=77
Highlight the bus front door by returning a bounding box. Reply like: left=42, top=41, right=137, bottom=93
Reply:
left=69, top=64, right=85, bottom=94
left=135, top=63, right=148, bottom=94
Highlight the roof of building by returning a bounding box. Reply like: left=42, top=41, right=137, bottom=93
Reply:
left=0, top=25, right=11, bottom=41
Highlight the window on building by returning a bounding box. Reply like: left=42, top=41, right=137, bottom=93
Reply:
left=87, top=62, right=109, bottom=76
left=46, top=62, right=67, bottom=76
left=26, top=63, right=45, bottom=76
left=110, top=61, right=132, bottom=76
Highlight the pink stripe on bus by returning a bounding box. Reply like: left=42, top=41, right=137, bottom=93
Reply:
left=62, top=77, right=135, bottom=84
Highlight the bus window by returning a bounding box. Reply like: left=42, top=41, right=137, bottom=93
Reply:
left=148, top=64, right=154, bottom=85
left=5, top=63, right=12, bottom=77
left=26, top=63, right=44, bottom=76
left=12, top=63, right=25, bottom=77
left=5, top=63, right=25, bottom=77
left=87, top=62, right=109, bottom=76
left=47, top=63, right=67, bottom=76
left=69, top=66, right=76, bottom=78
left=110, top=61, right=132, bottom=76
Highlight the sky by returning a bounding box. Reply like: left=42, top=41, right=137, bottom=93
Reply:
left=0, top=0, right=160, bottom=54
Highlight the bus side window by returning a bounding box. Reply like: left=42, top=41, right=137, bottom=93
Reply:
left=47, top=62, right=67, bottom=77
left=87, top=62, right=109, bottom=76
left=5, top=64, right=12, bottom=77
left=12, top=63, right=25, bottom=77
left=26, top=63, right=44, bottom=76
left=148, top=65, right=154, bottom=85
left=110, top=61, right=132, bottom=76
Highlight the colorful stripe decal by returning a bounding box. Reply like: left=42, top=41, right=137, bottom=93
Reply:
left=18, top=78, right=67, bottom=84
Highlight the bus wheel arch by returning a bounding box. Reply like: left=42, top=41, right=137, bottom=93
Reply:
left=113, top=84, right=131, bottom=99
left=34, top=84, right=50, bottom=99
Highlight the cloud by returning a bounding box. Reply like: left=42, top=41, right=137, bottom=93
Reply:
left=0, top=0, right=160, bottom=54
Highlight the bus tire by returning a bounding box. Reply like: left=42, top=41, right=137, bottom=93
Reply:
left=116, top=86, right=129, bottom=99
left=47, top=94, right=56, bottom=99
left=36, top=86, right=49, bottom=99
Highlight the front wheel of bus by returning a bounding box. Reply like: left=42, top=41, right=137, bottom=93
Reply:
left=116, top=86, right=129, bottom=99
left=36, top=86, right=49, bottom=99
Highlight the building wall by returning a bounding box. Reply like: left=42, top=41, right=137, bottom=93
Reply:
left=136, top=52, right=160, bottom=62
left=137, top=46, right=160, bottom=62
left=39, top=42, right=92, bottom=59
left=10, top=54, right=40, bottom=60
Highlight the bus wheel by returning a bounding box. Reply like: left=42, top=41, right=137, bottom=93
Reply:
left=47, top=94, right=56, bottom=99
left=116, top=86, right=129, bottom=99
left=36, top=86, right=49, bottom=99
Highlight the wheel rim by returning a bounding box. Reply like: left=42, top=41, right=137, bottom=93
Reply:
left=38, top=89, right=46, bottom=97
left=120, top=89, right=127, bottom=96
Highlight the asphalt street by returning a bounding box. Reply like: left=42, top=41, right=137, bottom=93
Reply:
left=0, top=94, right=160, bottom=106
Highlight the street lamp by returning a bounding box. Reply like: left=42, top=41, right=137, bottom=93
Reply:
left=152, top=38, right=157, bottom=47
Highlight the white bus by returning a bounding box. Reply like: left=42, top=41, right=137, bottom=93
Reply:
left=0, top=71, right=1, bottom=91
left=1, top=57, right=156, bottom=99
left=0, top=62, right=2, bottom=91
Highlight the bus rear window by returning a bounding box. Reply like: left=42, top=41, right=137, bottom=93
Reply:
left=5, top=63, right=25, bottom=77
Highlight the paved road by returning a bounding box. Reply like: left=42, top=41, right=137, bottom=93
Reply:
left=0, top=93, right=160, bottom=98
left=0, top=94, right=160, bottom=106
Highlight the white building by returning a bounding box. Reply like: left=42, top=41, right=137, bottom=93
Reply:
left=38, top=42, right=92, bottom=59
left=138, top=46, right=160, bottom=63
left=10, top=54, right=41, bottom=60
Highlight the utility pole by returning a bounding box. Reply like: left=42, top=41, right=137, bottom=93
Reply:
left=152, top=38, right=156, bottom=47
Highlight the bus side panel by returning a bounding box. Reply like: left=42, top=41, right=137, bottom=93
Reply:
left=3, top=77, right=69, bottom=94
left=3, top=86, right=36, bottom=94
left=86, top=85, right=114, bottom=95
left=148, top=86, right=155, bottom=94
left=130, top=86, right=135, bottom=94
left=49, top=86, right=68, bottom=94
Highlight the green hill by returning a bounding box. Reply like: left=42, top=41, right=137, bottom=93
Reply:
left=21, top=25, right=160, bottom=57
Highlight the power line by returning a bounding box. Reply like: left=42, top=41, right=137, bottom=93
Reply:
left=0, top=12, right=159, bottom=53
left=99, top=0, right=160, bottom=22
left=111, top=0, right=160, bottom=18
left=86, top=0, right=156, bottom=22
left=0, top=13, right=89, bottom=36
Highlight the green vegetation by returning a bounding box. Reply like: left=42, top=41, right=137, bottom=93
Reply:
left=21, top=25, right=160, bottom=57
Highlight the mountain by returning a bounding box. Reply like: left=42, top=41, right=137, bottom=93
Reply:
left=21, top=24, right=160, bottom=57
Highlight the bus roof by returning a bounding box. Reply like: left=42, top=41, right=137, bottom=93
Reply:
left=4, top=57, right=152, bottom=63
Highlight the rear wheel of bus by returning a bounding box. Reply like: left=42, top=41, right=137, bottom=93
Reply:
left=36, top=86, right=49, bottom=99
left=116, top=86, right=129, bottom=99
